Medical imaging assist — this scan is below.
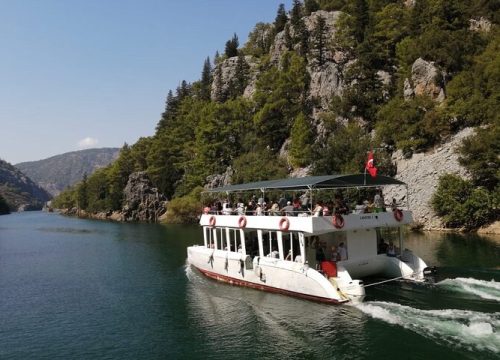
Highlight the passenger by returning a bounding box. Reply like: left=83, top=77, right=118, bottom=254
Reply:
left=268, top=247, right=279, bottom=258
left=354, top=199, right=366, bottom=214
left=294, top=255, right=302, bottom=263
left=278, top=194, right=287, bottom=210
left=322, top=204, right=330, bottom=216
left=292, top=198, right=301, bottom=215
left=330, top=245, right=340, bottom=262
left=281, top=201, right=294, bottom=216
left=313, top=202, right=323, bottom=217
left=315, top=240, right=326, bottom=267
left=387, top=241, right=396, bottom=257
left=236, top=201, right=245, bottom=215
left=334, top=195, right=349, bottom=215
left=378, top=239, right=388, bottom=254
left=364, top=200, right=373, bottom=213
left=337, top=242, right=347, bottom=261
left=237, top=244, right=243, bottom=253
left=246, top=200, right=255, bottom=215
left=270, top=201, right=280, bottom=216
left=391, top=198, right=398, bottom=211
left=255, top=203, right=263, bottom=216
left=374, top=190, right=385, bottom=213
left=300, top=192, right=310, bottom=212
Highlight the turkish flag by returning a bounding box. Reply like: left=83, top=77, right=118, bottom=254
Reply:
left=365, top=151, right=377, bottom=178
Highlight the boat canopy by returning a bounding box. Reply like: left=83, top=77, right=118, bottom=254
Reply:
left=205, top=174, right=406, bottom=193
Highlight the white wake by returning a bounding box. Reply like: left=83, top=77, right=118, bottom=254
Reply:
left=357, top=301, right=500, bottom=354
left=437, top=277, right=500, bottom=302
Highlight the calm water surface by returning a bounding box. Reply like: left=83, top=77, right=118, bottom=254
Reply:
left=0, top=212, right=498, bottom=360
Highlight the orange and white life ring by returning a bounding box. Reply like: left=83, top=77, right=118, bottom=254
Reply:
left=209, top=215, right=216, bottom=227
left=238, top=216, right=247, bottom=229
left=279, top=217, right=290, bottom=232
left=332, top=214, right=345, bottom=229
left=393, top=209, right=403, bottom=222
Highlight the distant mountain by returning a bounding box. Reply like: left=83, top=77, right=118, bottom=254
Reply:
left=16, top=148, right=120, bottom=196
left=0, top=159, right=52, bottom=211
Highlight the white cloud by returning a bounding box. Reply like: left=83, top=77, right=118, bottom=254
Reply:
left=77, top=137, right=99, bottom=149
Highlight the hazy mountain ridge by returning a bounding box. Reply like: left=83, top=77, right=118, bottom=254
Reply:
left=0, top=159, right=52, bottom=211
left=16, top=148, right=120, bottom=196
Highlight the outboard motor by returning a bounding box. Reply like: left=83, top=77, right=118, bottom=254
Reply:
left=423, top=266, right=437, bottom=276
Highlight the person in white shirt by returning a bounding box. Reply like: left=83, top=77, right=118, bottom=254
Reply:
left=337, top=242, right=347, bottom=261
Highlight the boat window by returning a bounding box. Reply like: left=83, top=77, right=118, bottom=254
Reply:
left=376, top=227, right=401, bottom=255
left=244, top=230, right=259, bottom=258
left=262, top=231, right=279, bottom=258
left=282, top=232, right=301, bottom=262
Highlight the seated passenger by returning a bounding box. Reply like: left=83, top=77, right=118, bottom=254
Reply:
left=294, top=255, right=302, bottom=263
left=270, top=202, right=280, bottom=216
left=313, top=202, right=323, bottom=217
left=330, top=245, right=340, bottom=262
left=236, top=201, right=245, bottom=215
left=378, top=239, right=388, bottom=254
left=281, top=201, right=294, bottom=216
left=337, top=242, right=347, bottom=261
left=387, top=241, right=396, bottom=257
left=354, top=200, right=366, bottom=214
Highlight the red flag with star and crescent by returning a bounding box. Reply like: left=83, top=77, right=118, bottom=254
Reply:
left=365, top=151, right=377, bottom=178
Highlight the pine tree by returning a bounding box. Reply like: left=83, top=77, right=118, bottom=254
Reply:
left=295, top=17, right=310, bottom=57
left=284, top=23, right=293, bottom=50
left=213, top=64, right=226, bottom=102
left=290, top=0, right=303, bottom=28
left=77, top=173, right=88, bottom=210
left=229, top=53, right=249, bottom=99
left=156, top=90, right=177, bottom=131
left=224, top=33, right=239, bottom=57
left=290, top=113, right=314, bottom=167
left=274, top=3, right=288, bottom=33
left=352, top=0, right=369, bottom=44
left=200, top=56, right=212, bottom=101
left=304, top=0, right=320, bottom=15
left=312, top=14, right=327, bottom=65
left=214, top=50, right=221, bottom=65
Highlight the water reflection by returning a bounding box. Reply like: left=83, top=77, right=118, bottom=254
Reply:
left=185, top=265, right=369, bottom=359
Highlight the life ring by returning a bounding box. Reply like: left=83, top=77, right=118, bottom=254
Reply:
left=238, top=216, right=247, bottom=228
left=209, top=215, right=216, bottom=227
left=332, top=214, right=345, bottom=229
left=394, top=209, right=403, bottom=222
left=279, top=217, right=290, bottom=232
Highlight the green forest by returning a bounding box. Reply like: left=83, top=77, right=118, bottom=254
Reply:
left=53, top=0, right=499, bottom=228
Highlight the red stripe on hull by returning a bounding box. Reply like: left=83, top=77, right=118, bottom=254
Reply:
left=194, top=266, right=347, bottom=305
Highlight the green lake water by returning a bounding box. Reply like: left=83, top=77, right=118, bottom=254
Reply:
left=0, top=212, right=498, bottom=359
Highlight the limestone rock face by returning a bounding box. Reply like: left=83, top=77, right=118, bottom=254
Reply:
left=121, top=172, right=167, bottom=222
left=210, top=56, right=259, bottom=100
left=384, top=127, right=475, bottom=230
left=205, top=167, right=233, bottom=189
left=469, top=17, right=492, bottom=32
left=309, top=62, right=344, bottom=107
left=405, top=58, right=445, bottom=102
left=270, top=10, right=343, bottom=65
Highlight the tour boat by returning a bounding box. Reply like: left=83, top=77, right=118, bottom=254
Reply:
left=187, top=174, right=432, bottom=305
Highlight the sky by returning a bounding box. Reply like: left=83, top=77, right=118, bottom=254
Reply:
left=0, top=0, right=292, bottom=164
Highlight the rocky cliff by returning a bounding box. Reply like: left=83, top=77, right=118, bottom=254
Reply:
left=62, top=171, right=167, bottom=223
left=16, top=148, right=119, bottom=196
left=384, top=128, right=475, bottom=230
left=0, top=159, right=52, bottom=211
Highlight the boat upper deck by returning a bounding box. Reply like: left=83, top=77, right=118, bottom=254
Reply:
left=200, top=210, right=413, bottom=235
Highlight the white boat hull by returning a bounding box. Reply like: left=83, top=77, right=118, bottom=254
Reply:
left=187, top=245, right=363, bottom=304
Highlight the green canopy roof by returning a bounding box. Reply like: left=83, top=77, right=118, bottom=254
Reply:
left=205, top=174, right=406, bottom=193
